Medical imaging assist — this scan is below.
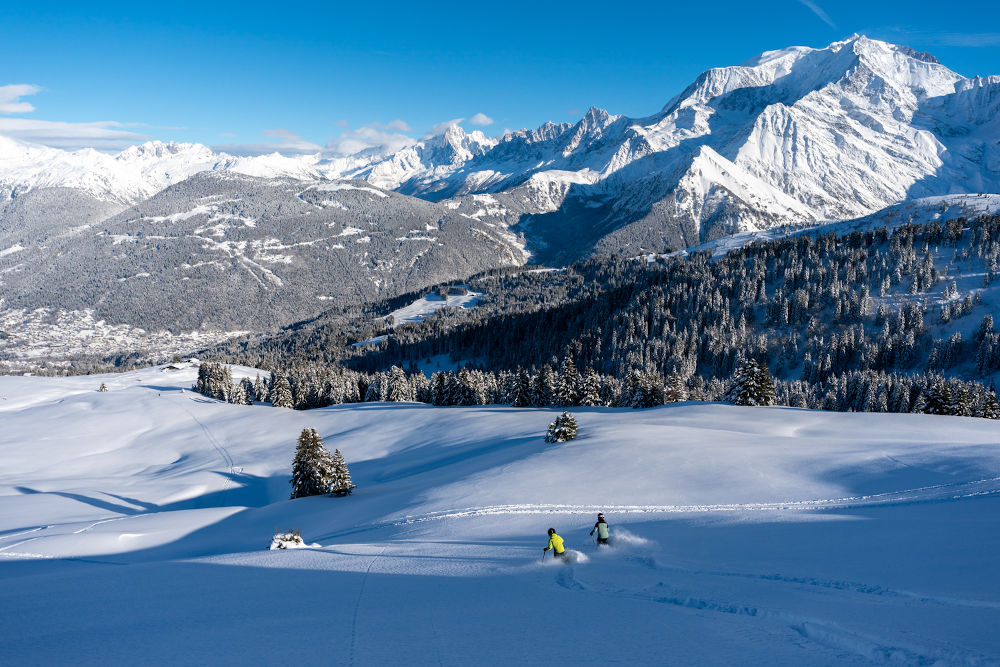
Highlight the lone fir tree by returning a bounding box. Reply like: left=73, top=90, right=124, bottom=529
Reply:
left=545, top=411, right=579, bottom=443
left=725, top=359, right=776, bottom=407
left=329, top=449, right=356, bottom=496
left=289, top=428, right=337, bottom=499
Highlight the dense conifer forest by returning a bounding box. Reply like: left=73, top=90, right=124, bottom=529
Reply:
left=196, top=214, right=1000, bottom=418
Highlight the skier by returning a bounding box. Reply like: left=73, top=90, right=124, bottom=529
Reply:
left=590, top=512, right=610, bottom=546
left=543, top=527, right=566, bottom=560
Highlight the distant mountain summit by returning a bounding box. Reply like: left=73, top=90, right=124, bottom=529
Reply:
left=357, top=34, right=1000, bottom=261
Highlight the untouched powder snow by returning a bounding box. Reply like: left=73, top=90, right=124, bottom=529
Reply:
left=0, top=365, right=998, bottom=664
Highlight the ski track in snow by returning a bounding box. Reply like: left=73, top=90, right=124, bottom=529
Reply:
left=176, top=397, right=239, bottom=489
left=618, top=554, right=1000, bottom=612
left=379, top=476, right=1000, bottom=529
left=557, top=563, right=996, bottom=666
left=349, top=546, right=388, bottom=667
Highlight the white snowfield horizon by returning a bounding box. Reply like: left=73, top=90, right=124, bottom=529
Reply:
left=1, top=364, right=998, bottom=664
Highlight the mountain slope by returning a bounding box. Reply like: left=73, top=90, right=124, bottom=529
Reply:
left=364, top=36, right=998, bottom=262
left=1, top=366, right=998, bottom=663
left=0, top=172, right=525, bottom=339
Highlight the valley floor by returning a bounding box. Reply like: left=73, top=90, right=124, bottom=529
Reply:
left=1, top=366, right=998, bottom=665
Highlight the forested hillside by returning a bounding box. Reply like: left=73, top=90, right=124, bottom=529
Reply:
left=203, top=213, right=1000, bottom=417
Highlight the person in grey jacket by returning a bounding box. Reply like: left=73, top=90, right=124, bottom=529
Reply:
left=590, top=512, right=610, bottom=546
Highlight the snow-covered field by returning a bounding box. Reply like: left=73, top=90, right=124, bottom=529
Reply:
left=386, top=287, right=481, bottom=326
left=1, top=365, right=998, bottom=664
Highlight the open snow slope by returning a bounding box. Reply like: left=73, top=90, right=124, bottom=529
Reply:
left=1, top=365, right=999, bottom=664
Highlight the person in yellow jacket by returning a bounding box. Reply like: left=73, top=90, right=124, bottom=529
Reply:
left=543, top=527, right=566, bottom=560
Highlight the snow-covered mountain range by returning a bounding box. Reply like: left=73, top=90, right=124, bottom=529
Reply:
left=3, top=35, right=998, bottom=264
left=3, top=34, right=1000, bottom=362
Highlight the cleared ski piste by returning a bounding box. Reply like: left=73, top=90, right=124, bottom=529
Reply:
left=1, top=366, right=998, bottom=665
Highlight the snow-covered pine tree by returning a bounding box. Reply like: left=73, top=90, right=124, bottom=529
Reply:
left=533, top=364, right=556, bottom=406
left=364, top=372, right=387, bottom=402
left=194, top=362, right=214, bottom=397
left=289, top=428, right=337, bottom=499
left=755, top=362, right=777, bottom=406
left=578, top=368, right=603, bottom=406
left=951, top=387, right=975, bottom=417
left=412, top=372, right=431, bottom=403
left=513, top=367, right=532, bottom=407
left=455, top=368, right=476, bottom=405
left=230, top=379, right=252, bottom=406
left=213, top=363, right=233, bottom=402
left=329, top=448, right=356, bottom=496
left=556, top=356, right=580, bottom=406
left=270, top=374, right=294, bottom=409
left=630, top=371, right=661, bottom=409
left=726, top=359, right=769, bottom=406
left=193, top=361, right=234, bottom=401
left=981, top=394, right=1000, bottom=419
left=430, top=371, right=449, bottom=405
left=386, top=365, right=412, bottom=402
left=665, top=372, right=688, bottom=403
left=236, top=377, right=255, bottom=405
left=545, top=411, right=578, bottom=443
left=253, top=373, right=268, bottom=403
left=921, top=380, right=954, bottom=415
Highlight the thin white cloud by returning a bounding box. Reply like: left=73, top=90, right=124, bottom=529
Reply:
left=796, top=0, right=837, bottom=30
left=931, top=33, right=1000, bottom=47
left=0, top=118, right=149, bottom=150
left=383, top=119, right=411, bottom=132
left=326, top=122, right=416, bottom=156
left=468, top=113, right=493, bottom=126
left=213, top=128, right=325, bottom=156
left=263, top=128, right=324, bottom=151
left=428, top=118, right=464, bottom=137
left=0, top=84, right=42, bottom=114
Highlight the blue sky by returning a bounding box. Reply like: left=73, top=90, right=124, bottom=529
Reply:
left=1, top=0, right=998, bottom=154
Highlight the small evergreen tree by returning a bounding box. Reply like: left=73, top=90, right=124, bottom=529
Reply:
left=665, top=372, right=687, bottom=403
left=629, top=371, right=662, bottom=409
left=921, top=380, right=955, bottom=416
left=754, top=362, right=777, bottom=406
left=556, top=357, right=580, bottom=406
left=253, top=374, right=268, bottom=403
left=578, top=368, right=603, bottom=406
left=386, top=365, right=412, bottom=402
left=545, top=411, right=579, bottom=443
left=725, top=359, right=776, bottom=406
left=270, top=374, right=294, bottom=409
left=230, top=379, right=252, bottom=406
left=533, top=364, right=556, bottom=406
left=981, top=394, right=1000, bottom=419
left=513, top=367, right=532, bottom=407
left=329, top=449, right=356, bottom=496
left=290, top=428, right=337, bottom=499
